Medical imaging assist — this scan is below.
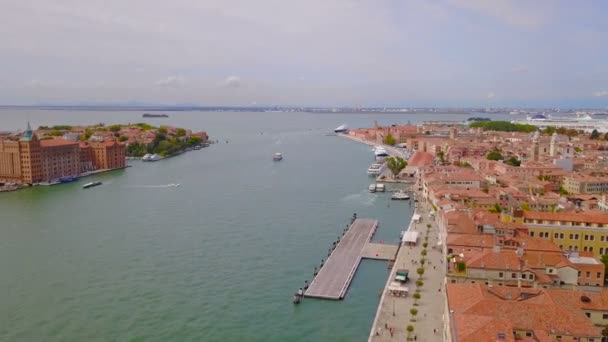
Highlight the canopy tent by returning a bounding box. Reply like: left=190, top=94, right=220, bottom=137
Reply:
left=412, top=214, right=421, bottom=223
left=401, top=231, right=419, bottom=246
left=388, top=282, right=409, bottom=297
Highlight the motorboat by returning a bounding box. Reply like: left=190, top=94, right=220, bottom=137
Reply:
left=59, top=176, right=79, bottom=183
left=374, top=147, right=389, bottom=157
left=334, top=124, right=349, bottom=133
left=391, top=191, right=410, bottom=200
left=83, top=181, right=102, bottom=189
left=273, top=153, right=283, bottom=161
left=367, top=163, right=385, bottom=176
left=375, top=183, right=385, bottom=192
left=142, top=154, right=162, bottom=162
left=368, top=184, right=376, bottom=193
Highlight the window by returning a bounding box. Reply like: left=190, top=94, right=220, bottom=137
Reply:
left=569, top=233, right=574, bottom=239
left=530, top=232, right=534, bottom=237
left=603, top=313, right=608, bottom=319
left=521, top=274, right=526, bottom=279
left=554, top=232, right=559, bottom=238
left=584, top=235, right=589, bottom=241
left=586, top=271, right=591, bottom=277
left=499, top=272, right=503, bottom=278
left=578, top=271, right=581, bottom=277
left=512, top=273, right=517, bottom=278
left=526, top=332, right=532, bottom=337
left=586, top=312, right=591, bottom=318
left=575, top=234, right=579, bottom=239
left=598, top=272, right=602, bottom=279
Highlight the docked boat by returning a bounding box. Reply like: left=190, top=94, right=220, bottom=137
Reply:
left=334, top=124, right=349, bottom=133
left=391, top=191, right=410, bottom=200
left=367, top=163, right=385, bottom=176
left=368, top=184, right=376, bottom=193
left=374, top=147, right=389, bottom=157
left=273, top=153, right=283, bottom=161
left=59, top=176, right=79, bottom=183
left=83, top=181, right=102, bottom=189
left=142, top=154, right=162, bottom=162
left=511, top=113, right=608, bottom=132
left=375, top=183, right=385, bottom=192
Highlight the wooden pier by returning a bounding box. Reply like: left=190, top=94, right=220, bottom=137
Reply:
left=305, top=218, right=385, bottom=300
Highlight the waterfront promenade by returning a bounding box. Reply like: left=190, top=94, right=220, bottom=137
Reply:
left=368, top=200, right=446, bottom=342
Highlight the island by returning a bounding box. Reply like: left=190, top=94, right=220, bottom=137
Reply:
left=142, top=113, right=169, bottom=118
left=0, top=122, right=209, bottom=190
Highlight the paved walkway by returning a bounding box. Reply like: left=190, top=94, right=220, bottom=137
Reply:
left=361, top=243, right=399, bottom=260
left=369, top=200, right=446, bottom=342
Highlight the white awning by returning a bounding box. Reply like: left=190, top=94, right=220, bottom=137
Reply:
left=395, top=275, right=406, bottom=281
left=412, top=214, right=421, bottom=221
left=401, top=231, right=419, bottom=243
left=437, top=241, right=443, bottom=246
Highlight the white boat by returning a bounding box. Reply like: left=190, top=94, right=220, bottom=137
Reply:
left=142, top=154, right=162, bottom=162
left=368, top=184, right=376, bottom=193
left=334, top=124, right=349, bottom=133
left=512, top=113, right=608, bottom=132
left=273, top=153, right=283, bottom=161
left=82, top=181, right=102, bottom=189
left=391, top=191, right=410, bottom=200
left=367, top=163, right=385, bottom=176
left=376, top=183, right=385, bottom=192
left=374, top=147, right=389, bottom=157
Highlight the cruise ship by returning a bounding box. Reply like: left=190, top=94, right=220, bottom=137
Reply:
left=334, top=124, right=349, bottom=133
left=512, top=113, right=608, bottom=132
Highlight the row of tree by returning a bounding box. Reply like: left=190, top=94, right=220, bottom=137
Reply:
left=469, top=121, right=537, bottom=132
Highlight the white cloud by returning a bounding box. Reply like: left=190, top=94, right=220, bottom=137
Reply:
left=223, top=76, right=241, bottom=88
left=593, top=90, right=608, bottom=97
left=155, top=76, right=185, bottom=87
left=487, top=92, right=496, bottom=99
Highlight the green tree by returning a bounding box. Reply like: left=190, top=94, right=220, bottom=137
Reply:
left=505, top=156, right=521, bottom=167
left=119, top=136, right=128, bottom=142
left=385, top=156, right=407, bottom=178
left=108, top=124, right=122, bottom=133
left=413, top=292, right=421, bottom=307
left=176, top=128, right=187, bottom=137
left=559, top=186, right=569, bottom=195
left=383, top=133, right=396, bottom=146
left=187, top=136, right=202, bottom=145
left=83, top=129, right=93, bottom=140
left=542, top=126, right=556, bottom=135
left=469, top=121, right=537, bottom=133
left=460, top=161, right=472, bottom=168
left=591, top=129, right=600, bottom=140
left=417, top=267, right=425, bottom=278
left=520, top=203, right=530, bottom=211
left=422, top=242, right=428, bottom=248
left=456, top=261, right=466, bottom=273
left=421, top=249, right=427, bottom=257
left=406, top=325, right=414, bottom=339
left=410, top=308, right=418, bottom=322
left=486, top=150, right=503, bottom=161
left=157, top=126, right=168, bottom=135
left=49, top=130, right=63, bottom=136
left=415, top=280, right=423, bottom=288
left=437, top=151, right=446, bottom=165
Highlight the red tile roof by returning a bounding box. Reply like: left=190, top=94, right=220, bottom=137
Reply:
left=40, top=139, right=80, bottom=147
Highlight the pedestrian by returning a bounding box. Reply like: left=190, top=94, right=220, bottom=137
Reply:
left=385, top=323, right=388, bottom=329
left=433, top=328, right=437, bottom=335
left=433, top=265, right=436, bottom=270
left=414, top=335, right=417, bottom=341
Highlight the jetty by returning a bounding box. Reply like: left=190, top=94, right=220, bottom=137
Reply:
left=305, top=218, right=397, bottom=300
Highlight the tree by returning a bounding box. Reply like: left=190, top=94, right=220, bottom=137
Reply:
left=119, top=136, right=128, bottom=142
left=176, top=128, right=187, bottom=137
left=410, top=308, right=418, bottom=322
left=187, top=136, right=202, bottom=145
left=406, top=325, right=414, bottom=339
left=83, top=129, right=93, bottom=140
left=158, top=126, right=168, bottom=135
left=456, top=261, right=466, bottom=273
left=542, top=126, right=556, bottom=135
left=520, top=203, right=530, bottom=211
left=486, top=150, right=503, bottom=161
left=469, top=121, right=537, bottom=133
left=422, top=242, right=428, bottom=248
left=385, top=156, right=407, bottom=178
left=49, top=130, right=63, bottom=136
left=383, top=133, right=396, bottom=146
left=413, top=292, right=421, bottom=307
left=505, top=156, right=521, bottom=167
left=417, top=267, right=425, bottom=277
left=108, top=124, right=122, bottom=133
left=421, top=249, right=427, bottom=257
left=437, top=151, right=446, bottom=165
left=415, top=280, right=423, bottom=288
left=460, top=161, right=472, bottom=168
left=591, top=129, right=600, bottom=140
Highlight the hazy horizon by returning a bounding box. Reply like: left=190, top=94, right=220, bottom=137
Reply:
left=2, top=1, right=608, bottom=108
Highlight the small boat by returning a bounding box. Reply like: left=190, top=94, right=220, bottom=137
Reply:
left=369, top=184, right=376, bottom=193
left=391, top=191, right=410, bottom=200
left=142, top=154, right=162, bottom=162
left=83, top=181, right=102, bottom=189
left=334, top=124, right=348, bottom=133
left=273, top=153, right=283, bottom=161
left=293, top=288, right=304, bottom=304
left=367, top=163, right=385, bottom=176
left=376, top=183, right=385, bottom=192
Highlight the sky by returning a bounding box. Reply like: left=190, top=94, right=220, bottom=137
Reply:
left=1, top=0, right=608, bottom=108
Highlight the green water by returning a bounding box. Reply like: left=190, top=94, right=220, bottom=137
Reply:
left=0, top=110, right=478, bottom=341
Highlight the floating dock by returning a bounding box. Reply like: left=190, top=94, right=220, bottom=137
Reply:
left=305, top=218, right=381, bottom=300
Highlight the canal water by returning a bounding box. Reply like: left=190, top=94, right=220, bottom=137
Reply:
left=0, top=110, right=504, bottom=341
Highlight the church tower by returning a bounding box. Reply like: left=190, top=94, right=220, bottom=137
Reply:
left=18, top=122, right=42, bottom=184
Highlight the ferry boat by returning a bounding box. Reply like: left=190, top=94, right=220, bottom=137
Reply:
left=367, top=163, right=385, bottom=176
left=82, top=181, right=102, bottom=189
left=391, top=191, right=410, bottom=200
left=273, top=153, right=283, bottom=161
left=334, top=124, right=349, bottom=133
left=374, top=146, right=389, bottom=157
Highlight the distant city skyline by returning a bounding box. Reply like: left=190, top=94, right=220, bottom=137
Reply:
left=2, top=1, right=608, bottom=107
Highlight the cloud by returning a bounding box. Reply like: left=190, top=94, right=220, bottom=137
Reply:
left=155, top=76, right=185, bottom=87
left=223, top=76, right=241, bottom=88
left=487, top=92, right=496, bottom=99
left=510, top=65, right=528, bottom=73
left=593, top=90, right=608, bottom=97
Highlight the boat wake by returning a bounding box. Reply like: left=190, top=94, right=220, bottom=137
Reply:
left=124, top=184, right=181, bottom=189
left=340, top=191, right=377, bottom=206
